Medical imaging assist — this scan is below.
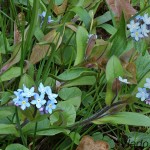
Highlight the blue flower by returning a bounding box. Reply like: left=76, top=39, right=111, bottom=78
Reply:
left=38, top=83, right=46, bottom=94
left=13, top=89, right=24, bottom=106
left=39, top=11, right=53, bottom=26
left=131, top=28, right=143, bottom=41
left=127, top=20, right=140, bottom=32
left=136, top=88, right=149, bottom=101
left=141, top=24, right=149, bottom=37
left=45, top=100, right=56, bottom=114
left=144, top=78, right=150, bottom=89
left=22, top=85, right=35, bottom=98
left=45, top=86, right=58, bottom=103
left=48, top=16, right=53, bottom=24
left=145, top=99, right=150, bottom=105
left=142, top=13, right=150, bottom=25
left=135, top=15, right=143, bottom=21
left=18, top=98, right=30, bottom=110
left=39, top=11, right=46, bottom=19
left=31, top=93, right=46, bottom=108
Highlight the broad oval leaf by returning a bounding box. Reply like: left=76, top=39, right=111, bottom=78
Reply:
left=93, top=112, right=150, bottom=127
left=19, top=73, right=35, bottom=88
left=57, top=67, right=96, bottom=81
left=36, top=128, right=70, bottom=136
left=74, top=26, right=88, bottom=65
left=50, top=102, right=76, bottom=126
left=6, top=144, right=29, bottom=150
left=70, top=6, right=91, bottom=29
left=58, top=87, right=82, bottom=110
left=0, top=67, right=21, bottom=82
left=106, top=55, right=123, bottom=82
left=0, top=124, right=18, bottom=136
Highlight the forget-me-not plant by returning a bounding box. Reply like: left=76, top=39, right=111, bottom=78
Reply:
left=12, top=83, right=58, bottom=114
left=127, top=13, right=150, bottom=41
left=39, top=11, right=53, bottom=27
left=18, top=98, right=30, bottom=110
left=31, top=93, right=46, bottom=109
left=144, top=78, right=150, bottom=89
left=45, top=100, right=57, bottom=114
left=136, top=78, right=150, bottom=105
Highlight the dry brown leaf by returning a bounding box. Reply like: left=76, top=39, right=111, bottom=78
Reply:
left=54, top=0, right=68, bottom=15
left=29, top=29, right=62, bottom=64
left=14, top=12, right=26, bottom=44
left=76, top=135, right=109, bottom=150
left=106, top=0, right=137, bottom=20
left=85, top=35, right=97, bottom=59
left=126, top=62, right=137, bottom=84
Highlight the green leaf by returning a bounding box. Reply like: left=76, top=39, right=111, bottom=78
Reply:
left=126, top=132, right=150, bottom=147
left=105, top=82, right=115, bottom=106
left=14, top=0, right=28, bottom=5
left=0, top=32, right=10, bottom=54
left=0, top=108, right=14, bottom=119
left=34, top=26, right=44, bottom=42
left=132, top=70, right=150, bottom=95
left=0, top=92, right=12, bottom=105
left=22, top=118, right=50, bottom=134
left=74, top=26, right=88, bottom=65
left=58, top=87, right=82, bottom=110
left=135, top=52, right=150, bottom=81
left=70, top=6, right=91, bottom=29
left=63, top=76, right=96, bottom=87
left=36, top=128, right=70, bottom=136
left=93, top=112, right=150, bottom=127
left=0, top=67, right=21, bottom=82
left=106, top=55, right=123, bottom=82
left=55, top=0, right=64, bottom=5
left=95, top=11, right=112, bottom=25
left=92, top=132, right=115, bottom=149
left=98, top=24, right=117, bottom=35
left=19, top=73, right=35, bottom=88
left=0, top=124, right=18, bottom=136
left=57, top=67, right=96, bottom=81
left=51, top=102, right=76, bottom=126
left=69, top=132, right=81, bottom=145
left=6, top=144, right=29, bottom=150
left=0, top=43, right=21, bottom=73
left=108, top=14, right=127, bottom=56
left=134, top=39, right=147, bottom=55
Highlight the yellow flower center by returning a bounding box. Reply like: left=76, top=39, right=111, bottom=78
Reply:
left=49, top=104, right=52, bottom=108
left=37, top=99, right=40, bottom=102
left=22, top=101, right=26, bottom=104
left=135, top=32, right=139, bottom=36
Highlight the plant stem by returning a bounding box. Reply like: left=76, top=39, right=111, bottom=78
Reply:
left=15, top=106, right=27, bottom=147
left=69, top=100, right=127, bottom=129
left=32, top=122, right=38, bottom=150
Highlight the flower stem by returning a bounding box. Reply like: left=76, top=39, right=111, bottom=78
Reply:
left=32, top=122, right=38, bottom=150
left=15, top=106, right=27, bottom=147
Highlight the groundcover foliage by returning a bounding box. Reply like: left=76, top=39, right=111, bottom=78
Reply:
left=1, top=0, right=150, bottom=149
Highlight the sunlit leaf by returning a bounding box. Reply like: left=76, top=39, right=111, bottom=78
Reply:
left=6, top=144, right=29, bottom=150
left=74, top=26, right=88, bottom=65
left=93, top=112, right=150, bottom=127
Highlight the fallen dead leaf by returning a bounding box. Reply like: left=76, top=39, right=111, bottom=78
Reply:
left=54, top=0, right=68, bottom=15
left=106, top=0, right=137, bottom=20
left=76, top=135, right=109, bottom=150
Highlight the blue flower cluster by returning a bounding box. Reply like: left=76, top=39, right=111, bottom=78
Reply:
left=127, top=14, right=150, bottom=41
left=13, top=83, right=58, bottom=114
left=136, top=78, right=150, bottom=105
left=39, top=11, right=53, bottom=27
